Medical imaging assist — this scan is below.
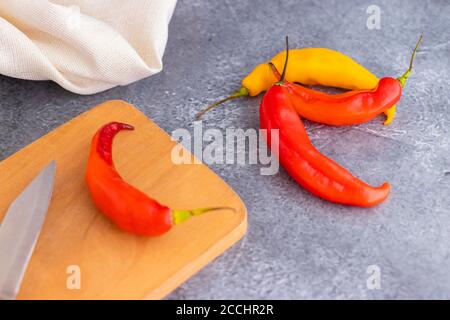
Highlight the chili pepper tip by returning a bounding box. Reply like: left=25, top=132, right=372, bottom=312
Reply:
left=121, top=123, right=134, bottom=130
left=106, top=122, right=134, bottom=131
left=383, top=105, right=396, bottom=125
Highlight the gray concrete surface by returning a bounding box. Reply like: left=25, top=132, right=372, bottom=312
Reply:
left=1, top=0, right=449, bottom=299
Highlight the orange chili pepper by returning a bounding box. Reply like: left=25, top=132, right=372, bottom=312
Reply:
left=85, top=122, right=232, bottom=236
left=260, top=38, right=390, bottom=206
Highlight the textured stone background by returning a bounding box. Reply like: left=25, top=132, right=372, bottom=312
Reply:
left=1, top=0, right=449, bottom=299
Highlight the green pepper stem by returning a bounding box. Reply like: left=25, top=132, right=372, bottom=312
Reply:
left=195, top=87, right=249, bottom=120
left=397, top=34, right=423, bottom=87
left=172, top=206, right=236, bottom=225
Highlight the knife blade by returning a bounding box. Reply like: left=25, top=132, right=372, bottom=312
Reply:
left=0, top=161, right=56, bottom=300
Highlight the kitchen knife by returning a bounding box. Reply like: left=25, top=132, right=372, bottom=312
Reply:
left=0, top=161, right=56, bottom=300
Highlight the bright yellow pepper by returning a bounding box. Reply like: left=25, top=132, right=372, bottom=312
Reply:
left=243, top=48, right=379, bottom=95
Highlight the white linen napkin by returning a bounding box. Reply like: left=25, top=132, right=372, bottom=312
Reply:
left=0, top=0, right=177, bottom=94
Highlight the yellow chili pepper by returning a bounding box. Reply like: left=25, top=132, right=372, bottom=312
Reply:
left=196, top=48, right=398, bottom=125
left=243, top=48, right=379, bottom=95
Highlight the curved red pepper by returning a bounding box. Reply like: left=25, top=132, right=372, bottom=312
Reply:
left=287, top=77, right=402, bottom=126
left=260, top=85, right=390, bottom=206
left=268, top=62, right=402, bottom=126
left=86, top=122, right=230, bottom=236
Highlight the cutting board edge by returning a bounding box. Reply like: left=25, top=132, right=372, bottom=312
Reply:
left=143, top=211, right=247, bottom=300
left=0, top=100, right=135, bottom=166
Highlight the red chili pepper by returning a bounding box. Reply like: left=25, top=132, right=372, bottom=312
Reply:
left=283, top=71, right=402, bottom=126
left=267, top=35, right=422, bottom=126
left=85, top=122, right=232, bottom=236
left=260, top=38, right=390, bottom=207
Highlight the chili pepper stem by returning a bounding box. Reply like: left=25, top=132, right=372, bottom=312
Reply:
left=384, top=35, right=422, bottom=126
left=276, top=36, right=289, bottom=84
left=397, top=34, right=423, bottom=87
left=195, top=87, right=249, bottom=120
left=172, top=207, right=236, bottom=225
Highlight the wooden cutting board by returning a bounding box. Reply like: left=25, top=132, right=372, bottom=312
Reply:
left=0, top=100, right=247, bottom=299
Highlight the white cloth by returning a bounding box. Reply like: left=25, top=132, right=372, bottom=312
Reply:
left=0, top=0, right=177, bottom=94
